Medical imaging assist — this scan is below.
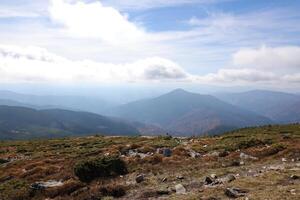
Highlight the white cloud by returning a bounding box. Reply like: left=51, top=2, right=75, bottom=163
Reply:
left=233, top=46, right=300, bottom=71
left=196, top=68, right=278, bottom=83
left=49, top=0, right=145, bottom=44
left=0, top=9, right=40, bottom=18
left=0, top=44, right=189, bottom=83
left=103, top=0, right=229, bottom=10
left=1, top=44, right=300, bottom=88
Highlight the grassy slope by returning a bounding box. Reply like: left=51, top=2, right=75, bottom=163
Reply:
left=0, top=124, right=300, bottom=199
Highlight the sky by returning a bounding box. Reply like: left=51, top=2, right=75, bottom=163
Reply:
left=0, top=0, right=300, bottom=94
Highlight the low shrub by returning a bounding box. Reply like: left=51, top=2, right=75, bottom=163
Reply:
left=74, top=156, right=127, bottom=182
left=256, top=144, right=286, bottom=157
left=99, top=184, right=126, bottom=197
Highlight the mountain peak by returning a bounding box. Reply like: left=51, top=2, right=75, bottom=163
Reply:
left=168, top=88, right=189, bottom=95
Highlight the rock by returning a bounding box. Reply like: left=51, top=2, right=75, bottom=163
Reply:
left=282, top=158, right=287, bottom=162
left=175, top=184, right=186, bottom=194
left=225, top=187, right=248, bottom=198
left=290, top=189, right=296, bottom=195
left=210, top=151, right=220, bottom=157
left=176, top=175, right=184, bottom=180
left=156, top=148, right=163, bottom=154
left=136, top=174, right=145, bottom=183
left=156, top=189, right=170, bottom=195
left=161, top=177, right=167, bottom=182
left=210, top=174, right=217, bottom=179
left=240, top=152, right=258, bottom=160
left=219, top=151, right=229, bottom=157
left=204, top=176, right=214, bottom=185
left=188, top=150, right=201, bottom=158
left=230, top=160, right=241, bottom=167
left=30, top=180, right=63, bottom=190
left=268, top=164, right=285, bottom=171
left=163, top=148, right=172, bottom=157
left=223, top=174, right=236, bottom=183
left=290, top=175, right=300, bottom=180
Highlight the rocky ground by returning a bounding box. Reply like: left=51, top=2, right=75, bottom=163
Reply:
left=0, top=124, right=300, bottom=200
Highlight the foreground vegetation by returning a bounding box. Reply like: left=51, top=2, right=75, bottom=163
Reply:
left=0, top=124, right=300, bottom=199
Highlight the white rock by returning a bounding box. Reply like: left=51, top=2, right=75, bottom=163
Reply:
left=175, top=184, right=186, bottom=194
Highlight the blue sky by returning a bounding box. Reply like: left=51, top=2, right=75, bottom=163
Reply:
left=0, top=0, right=300, bottom=92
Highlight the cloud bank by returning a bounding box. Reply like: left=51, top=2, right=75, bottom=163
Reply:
left=0, top=44, right=299, bottom=86
left=0, top=44, right=188, bottom=83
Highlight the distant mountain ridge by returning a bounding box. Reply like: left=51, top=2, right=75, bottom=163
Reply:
left=108, top=89, right=272, bottom=135
left=215, top=90, right=300, bottom=122
left=0, top=105, right=139, bottom=140
left=0, top=90, right=116, bottom=114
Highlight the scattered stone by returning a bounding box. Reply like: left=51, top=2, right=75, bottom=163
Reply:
left=240, top=152, right=258, bottom=160
left=290, top=189, right=296, bottom=195
left=128, top=150, right=149, bottom=159
left=176, top=175, right=184, bottom=180
left=290, top=175, right=299, bottom=180
left=204, top=176, right=214, bottom=185
left=156, top=148, right=163, bottom=154
left=210, top=151, right=220, bottom=157
left=156, top=189, right=170, bottom=195
left=162, top=177, right=167, bottom=182
left=175, top=184, right=186, bottom=194
left=31, top=180, right=63, bottom=190
left=163, top=148, right=172, bottom=157
left=210, top=174, right=217, bottom=179
left=268, top=164, right=285, bottom=171
left=188, top=149, right=201, bottom=158
left=136, top=174, right=145, bottom=183
left=222, top=174, right=236, bottom=183
left=282, top=158, right=287, bottom=162
left=230, top=160, right=241, bottom=167
left=225, top=187, right=248, bottom=198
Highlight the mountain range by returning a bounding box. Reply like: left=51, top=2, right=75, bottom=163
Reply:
left=108, top=89, right=272, bottom=135
left=215, top=90, right=300, bottom=123
left=0, top=89, right=300, bottom=139
left=0, top=106, right=139, bottom=140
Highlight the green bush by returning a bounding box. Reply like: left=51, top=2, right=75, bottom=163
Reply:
left=74, top=156, right=127, bottom=182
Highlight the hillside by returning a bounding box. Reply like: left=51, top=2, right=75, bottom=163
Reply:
left=0, top=106, right=139, bottom=139
left=108, top=89, right=272, bottom=135
left=0, top=124, right=299, bottom=199
left=0, top=90, right=116, bottom=114
left=216, top=90, right=300, bottom=122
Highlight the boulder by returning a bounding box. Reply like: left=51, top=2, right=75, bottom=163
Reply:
left=136, top=174, right=145, bottom=183
left=30, top=180, right=64, bottom=190
left=204, top=176, right=214, bottom=185
left=175, top=184, right=186, bottom=194
left=225, top=187, right=248, bottom=198
left=188, top=150, right=201, bottom=158
left=290, top=175, right=300, bottom=180
left=240, top=152, right=258, bottom=160
left=223, top=174, right=236, bottom=183
left=163, top=148, right=172, bottom=157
